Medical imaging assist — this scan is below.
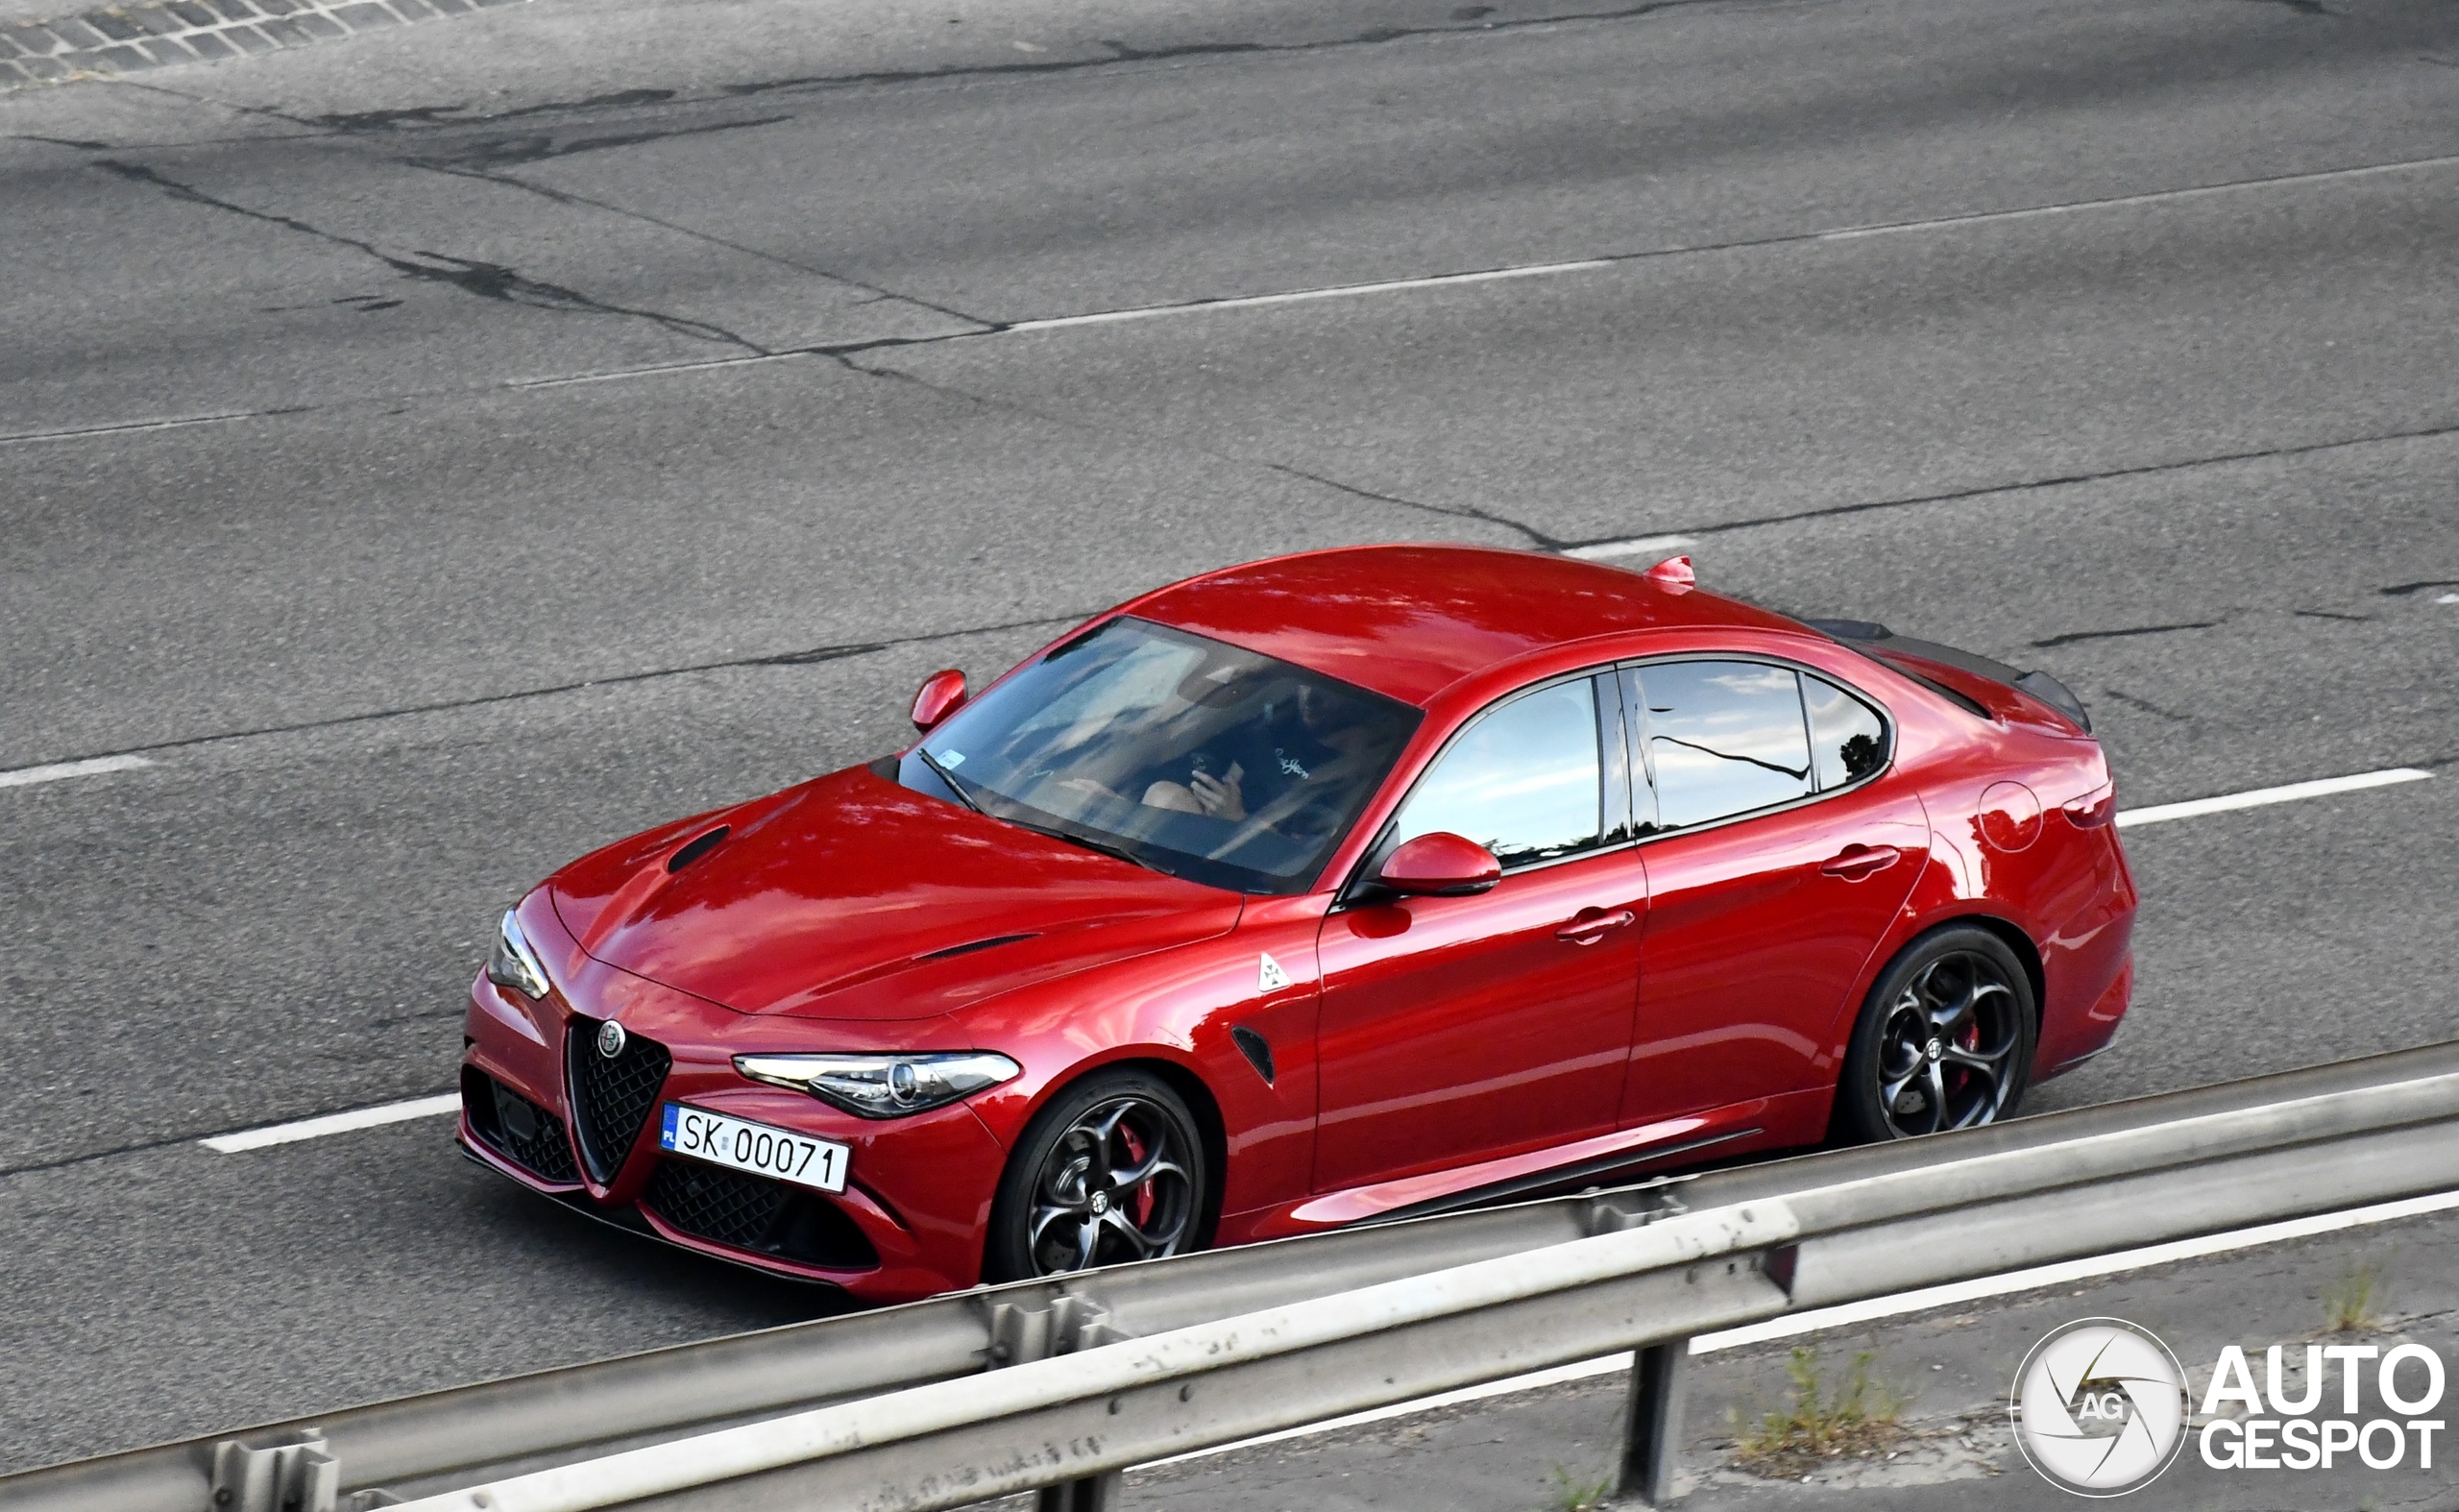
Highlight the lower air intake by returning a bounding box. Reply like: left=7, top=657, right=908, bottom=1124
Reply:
left=462, top=1067, right=580, bottom=1184
left=642, top=1159, right=880, bottom=1271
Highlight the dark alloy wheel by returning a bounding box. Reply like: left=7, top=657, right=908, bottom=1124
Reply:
left=986, top=1069, right=1208, bottom=1282
left=1834, top=925, right=2036, bottom=1143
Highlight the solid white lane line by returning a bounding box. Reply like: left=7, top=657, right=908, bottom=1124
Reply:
left=1001, top=153, right=2459, bottom=336
left=1154, top=1185, right=2459, bottom=1466
left=1003, top=258, right=1616, bottom=333
left=0, top=753, right=153, bottom=790
left=200, top=1092, right=460, bottom=1153
left=511, top=351, right=810, bottom=389
left=1814, top=152, right=2459, bottom=246
left=1563, top=533, right=1697, bottom=561
left=2117, top=767, right=2433, bottom=829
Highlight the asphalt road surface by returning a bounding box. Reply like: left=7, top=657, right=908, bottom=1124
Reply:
left=3, top=0, right=2455, bottom=1481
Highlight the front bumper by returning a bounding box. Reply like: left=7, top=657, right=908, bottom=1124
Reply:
left=457, top=899, right=1010, bottom=1302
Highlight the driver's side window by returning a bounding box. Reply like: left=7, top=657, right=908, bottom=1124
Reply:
left=1390, top=678, right=1602, bottom=868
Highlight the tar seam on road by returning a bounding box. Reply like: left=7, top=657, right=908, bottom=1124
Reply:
left=10, top=149, right=2456, bottom=450
left=0, top=611, right=1090, bottom=780
left=0, top=766, right=2427, bottom=1175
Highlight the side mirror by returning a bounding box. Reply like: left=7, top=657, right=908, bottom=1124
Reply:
left=910, top=669, right=968, bottom=732
left=1376, top=832, right=1501, bottom=897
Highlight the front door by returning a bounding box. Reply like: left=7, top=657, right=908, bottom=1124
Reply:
left=1616, top=659, right=1930, bottom=1126
left=1313, top=672, right=1646, bottom=1194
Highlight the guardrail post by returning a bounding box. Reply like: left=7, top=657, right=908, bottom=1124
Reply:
left=1617, top=1338, right=1688, bottom=1506
left=1034, top=1471, right=1124, bottom=1512
left=990, top=1295, right=1126, bottom=1512
left=209, top=1432, right=341, bottom=1512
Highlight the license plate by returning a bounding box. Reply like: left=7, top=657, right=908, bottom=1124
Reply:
left=658, top=1104, right=849, bottom=1193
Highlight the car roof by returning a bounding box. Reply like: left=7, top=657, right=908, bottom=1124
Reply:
left=1129, top=544, right=1806, bottom=706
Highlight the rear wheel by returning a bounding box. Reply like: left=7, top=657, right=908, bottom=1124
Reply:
left=1833, top=925, right=2035, bottom=1143
left=985, top=1068, right=1208, bottom=1282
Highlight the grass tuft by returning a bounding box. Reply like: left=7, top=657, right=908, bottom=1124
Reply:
left=1545, top=1463, right=1616, bottom=1512
left=2325, top=1260, right=2388, bottom=1333
left=1729, top=1346, right=1906, bottom=1478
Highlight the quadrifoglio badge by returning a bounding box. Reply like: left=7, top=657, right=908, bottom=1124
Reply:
left=2013, top=1319, right=2448, bottom=1496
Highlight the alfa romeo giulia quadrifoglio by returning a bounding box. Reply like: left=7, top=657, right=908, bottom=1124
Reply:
left=457, top=545, right=2135, bottom=1300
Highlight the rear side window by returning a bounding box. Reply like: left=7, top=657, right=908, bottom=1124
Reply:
left=1392, top=678, right=1602, bottom=867
left=1633, top=661, right=1814, bottom=829
left=1804, top=674, right=1889, bottom=790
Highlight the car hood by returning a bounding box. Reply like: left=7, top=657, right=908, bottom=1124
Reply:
left=548, top=764, right=1240, bottom=1020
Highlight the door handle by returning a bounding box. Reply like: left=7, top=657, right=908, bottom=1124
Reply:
left=1555, top=908, right=1637, bottom=944
left=1820, top=843, right=1901, bottom=880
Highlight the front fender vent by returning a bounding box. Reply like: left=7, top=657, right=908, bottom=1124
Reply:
left=667, top=825, right=730, bottom=873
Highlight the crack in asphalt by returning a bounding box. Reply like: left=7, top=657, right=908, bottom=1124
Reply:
left=829, top=350, right=1561, bottom=548
left=425, top=113, right=797, bottom=170
left=400, top=158, right=997, bottom=333
left=1546, top=418, right=2459, bottom=553
left=2031, top=617, right=2230, bottom=649
left=2098, top=688, right=2196, bottom=722
left=2380, top=579, right=2459, bottom=596
left=1258, top=462, right=1564, bottom=549
left=256, top=0, right=1744, bottom=134
left=10, top=612, right=1088, bottom=775
left=93, top=159, right=768, bottom=353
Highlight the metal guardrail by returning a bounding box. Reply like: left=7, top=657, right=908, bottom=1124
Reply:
left=13, top=1041, right=2459, bottom=1512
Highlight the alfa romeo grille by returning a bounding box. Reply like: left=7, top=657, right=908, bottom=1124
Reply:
left=565, top=1016, right=671, bottom=1183
left=643, top=1159, right=881, bottom=1270
left=461, top=1068, right=579, bottom=1184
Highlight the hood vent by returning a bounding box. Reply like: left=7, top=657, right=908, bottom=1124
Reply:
left=914, top=931, right=1039, bottom=963
left=666, top=825, right=730, bottom=874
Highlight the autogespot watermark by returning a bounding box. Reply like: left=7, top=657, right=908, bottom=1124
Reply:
left=2012, top=1319, right=2192, bottom=1496
left=2012, top=1318, right=2448, bottom=1496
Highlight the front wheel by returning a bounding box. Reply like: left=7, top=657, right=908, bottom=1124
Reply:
left=984, top=1068, right=1209, bottom=1282
left=1833, top=925, right=2036, bottom=1143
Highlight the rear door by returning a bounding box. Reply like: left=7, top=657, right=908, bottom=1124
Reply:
left=1312, top=671, right=1647, bottom=1193
left=1618, top=659, right=1929, bottom=1127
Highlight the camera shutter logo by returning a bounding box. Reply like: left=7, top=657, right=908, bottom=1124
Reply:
left=2012, top=1318, right=2190, bottom=1496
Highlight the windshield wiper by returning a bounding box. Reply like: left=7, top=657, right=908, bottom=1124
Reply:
left=1013, top=820, right=1177, bottom=877
left=913, top=749, right=983, bottom=814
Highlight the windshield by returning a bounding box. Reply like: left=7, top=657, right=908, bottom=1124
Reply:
left=901, top=617, right=1421, bottom=893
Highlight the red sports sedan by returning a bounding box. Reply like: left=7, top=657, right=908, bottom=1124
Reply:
left=458, top=545, right=2135, bottom=1300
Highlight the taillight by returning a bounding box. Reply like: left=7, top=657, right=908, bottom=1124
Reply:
left=2062, top=782, right=2117, bottom=828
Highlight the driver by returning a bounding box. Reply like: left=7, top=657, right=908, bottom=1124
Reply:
left=1140, top=683, right=1351, bottom=824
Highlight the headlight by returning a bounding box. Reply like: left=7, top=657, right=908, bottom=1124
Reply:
left=486, top=909, right=550, bottom=1000
left=733, top=1051, right=1022, bottom=1119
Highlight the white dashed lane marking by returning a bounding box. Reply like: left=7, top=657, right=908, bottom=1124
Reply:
left=2114, top=767, right=2433, bottom=829
left=199, top=1093, right=464, bottom=1153
left=0, top=753, right=152, bottom=789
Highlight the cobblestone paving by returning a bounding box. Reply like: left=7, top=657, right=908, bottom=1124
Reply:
left=0, top=0, right=523, bottom=86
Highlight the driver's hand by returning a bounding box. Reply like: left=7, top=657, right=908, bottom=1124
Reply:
left=1189, top=761, right=1247, bottom=820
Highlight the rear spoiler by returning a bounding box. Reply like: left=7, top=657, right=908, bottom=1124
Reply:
left=1803, top=618, right=2092, bottom=734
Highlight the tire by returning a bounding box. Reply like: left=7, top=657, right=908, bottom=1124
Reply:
left=1832, top=924, right=2037, bottom=1144
left=984, top=1067, right=1209, bottom=1282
